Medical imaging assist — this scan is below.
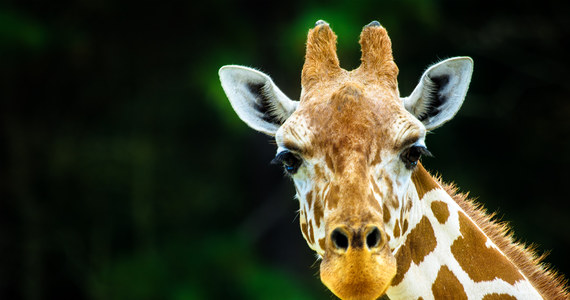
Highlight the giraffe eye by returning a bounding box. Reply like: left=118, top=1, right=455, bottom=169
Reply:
left=271, top=150, right=302, bottom=174
left=401, top=145, right=432, bottom=169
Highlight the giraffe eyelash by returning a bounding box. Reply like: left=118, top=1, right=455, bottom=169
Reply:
left=271, top=150, right=303, bottom=174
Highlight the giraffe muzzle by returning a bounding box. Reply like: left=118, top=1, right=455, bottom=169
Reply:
left=320, top=223, right=397, bottom=300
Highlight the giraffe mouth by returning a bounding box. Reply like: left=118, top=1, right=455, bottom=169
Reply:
left=319, top=246, right=397, bottom=300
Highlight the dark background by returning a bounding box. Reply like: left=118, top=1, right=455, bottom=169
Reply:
left=1, top=0, right=569, bottom=299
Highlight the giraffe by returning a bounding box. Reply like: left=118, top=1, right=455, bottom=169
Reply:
left=219, top=21, right=569, bottom=300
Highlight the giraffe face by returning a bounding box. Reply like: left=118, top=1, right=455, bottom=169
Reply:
left=219, top=20, right=473, bottom=300
left=275, top=78, right=425, bottom=298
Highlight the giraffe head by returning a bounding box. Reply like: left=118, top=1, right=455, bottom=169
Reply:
left=220, top=21, right=473, bottom=299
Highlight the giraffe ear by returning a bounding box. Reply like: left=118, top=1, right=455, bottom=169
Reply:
left=219, top=65, right=298, bottom=136
left=402, top=57, right=473, bottom=130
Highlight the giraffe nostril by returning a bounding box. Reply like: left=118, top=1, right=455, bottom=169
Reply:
left=331, top=228, right=349, bottom=251
left=366, top=226, right=382, bottom=249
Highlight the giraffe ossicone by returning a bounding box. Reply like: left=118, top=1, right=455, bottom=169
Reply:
left=219, top=21, right=569, bottom=300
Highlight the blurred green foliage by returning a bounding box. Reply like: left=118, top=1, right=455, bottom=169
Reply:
left=1, top=0, right=569, bottom=299
left=87, top=235, right=321, bottom=300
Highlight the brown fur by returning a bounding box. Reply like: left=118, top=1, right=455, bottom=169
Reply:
left=482, top=293, right=517, bottom=300
left=435, top=170, right=570, bottom=299
left=393, top=220, right=401, bottom=238
left=431, top=265, right=468, bottom=299
left=430, top=201, right=450, bottom=224
left=451, top=211, right=524, bottom=284
left=382, top=203, right=390, bottom=223
left=407, top=216, right=437, bottom=265
left=391, top=216, right=437, bottom=287
left=412, top=164, right=439, bottom=199
left=392, top=235, right=412, bottom=286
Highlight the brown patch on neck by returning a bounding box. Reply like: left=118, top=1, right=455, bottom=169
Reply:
left=430, top=201, right=450, bottom=224
left=393, top=220, right=400, bottom=238
left=431, top=265, right=467, bottom=299
left=391, top=216, right=436, bottom=286
left=411, top=163, right=440, bottom=200
left=391, top=244, right=411, bottom=286
left=451, top=212, right=523, bottom=285
left=382, top=203, right=390, bottom=223
left=407, top=216, right=436, bottom=264
left=482, top=293, right=517, bottom=300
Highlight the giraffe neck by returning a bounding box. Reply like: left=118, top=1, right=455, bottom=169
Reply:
left=384, top=164, right=543, bottom=299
